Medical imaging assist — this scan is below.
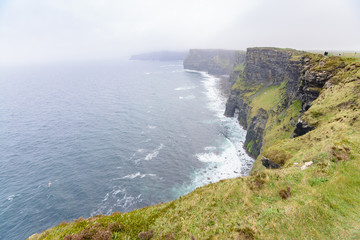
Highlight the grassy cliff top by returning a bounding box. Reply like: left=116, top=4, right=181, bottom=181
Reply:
left=29, top=53, right=360, bottom=240
left=248, top=47, right=305, bottom=54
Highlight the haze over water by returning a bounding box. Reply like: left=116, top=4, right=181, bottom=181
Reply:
left=0, top=60, right=253, bottom=239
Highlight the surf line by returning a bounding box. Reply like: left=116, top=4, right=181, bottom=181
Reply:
left=175, top=70, right=254, bottom=197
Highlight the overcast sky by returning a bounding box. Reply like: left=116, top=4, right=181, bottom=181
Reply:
left=0, top=0, right=359, bottom=65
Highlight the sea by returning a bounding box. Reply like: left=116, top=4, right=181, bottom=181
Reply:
left=0, top=60, right=253, bottom=239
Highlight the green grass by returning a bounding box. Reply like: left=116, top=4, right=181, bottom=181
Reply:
left=233, top=62, right=245, bottom=72
left=249, top=84, right=282, bottom=118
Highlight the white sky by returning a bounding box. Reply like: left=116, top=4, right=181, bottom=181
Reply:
left=0, top=0, right=359, bottom=65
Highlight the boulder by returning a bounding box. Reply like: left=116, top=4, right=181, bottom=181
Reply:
left=261, top=156, right=281, bottom=169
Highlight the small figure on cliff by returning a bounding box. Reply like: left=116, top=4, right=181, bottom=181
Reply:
left=324, top=51, right=329, bottom=56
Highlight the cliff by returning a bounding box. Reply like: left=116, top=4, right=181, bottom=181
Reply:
left=29, top=48, right=360, bottom=240
left=225, top=47, right=306, bottom=157
left=183, top=49, right=245, bottom=75
left=224, top=47, right=359, bottom=164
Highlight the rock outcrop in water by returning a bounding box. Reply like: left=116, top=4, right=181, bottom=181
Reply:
left=183, top=49, right=245, bottom=75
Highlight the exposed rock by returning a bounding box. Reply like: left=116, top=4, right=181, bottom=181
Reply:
left=138, top=230, right=154, bottom=240
left=245, top=108, right=268, bottom=157
left=301, top=161, right=313, bottom=170
left=284, top=57, right=304, bottom=102
left=291, top=119, right=314, bottom=137
left=224, top=48, right=305, bottom=157
left=224, top=92, right=249, bottom=128
left=223, top=48, right=347, bottom=161
left=245, top=48, right=304, bottom=86
left=261, top=157, right=281, bottom=169
left=279, top=186, right=291, bottom=199
left=298, top=56, right=344, bottom=112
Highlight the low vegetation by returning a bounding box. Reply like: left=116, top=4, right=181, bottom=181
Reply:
left=29, top=54, right=360, bottom=240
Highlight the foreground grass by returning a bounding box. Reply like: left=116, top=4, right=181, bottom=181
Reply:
left=29, top=156, right=360, bottom=239
left=29, top=55, right=360, bottom=240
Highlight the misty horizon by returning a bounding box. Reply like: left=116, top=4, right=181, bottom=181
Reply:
left=0, top=0, right=359, bottom=66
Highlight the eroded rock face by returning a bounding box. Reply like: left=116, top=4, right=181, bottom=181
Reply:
left=245, top=108, right=268, bottom=157
left=224, top=91, right=249, bottom=128
left=291, top=119, right=314, bottom=138
left=290, top=56, right=346, bottom=137
left=245, top=48, right=293, bottom=85
left=298, top=68, right=333, bottom=112
left=285, top=58, right=303, bottom=102
left=261, top=157, right=281, bottom=169
left=298, top=56, right=345, bottom=112
left=224, top=48, right=305, bottom=158
left=223, top=48, right=347, bottom=159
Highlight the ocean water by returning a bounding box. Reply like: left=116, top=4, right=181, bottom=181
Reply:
left=0, top=60, right=253, bottom=239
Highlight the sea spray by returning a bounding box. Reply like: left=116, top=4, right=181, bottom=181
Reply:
left=173, top=71, right=253, bottom=197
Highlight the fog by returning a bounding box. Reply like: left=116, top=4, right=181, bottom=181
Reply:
left=0, top=0, right=359, bottom=65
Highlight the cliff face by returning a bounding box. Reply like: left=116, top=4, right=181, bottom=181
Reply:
left=225, top=48, right=305, bottom=157
left=183, top=49, right=245, bottom=75
left=245, top=48, right=296, bottom=85
left=224, top=47, right=360, bottom=169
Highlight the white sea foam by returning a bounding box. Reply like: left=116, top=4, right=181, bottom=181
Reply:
left=184, top=69, right=207, bottom=74
left=145, top=143, right=164, bottom=160
left=174, top=86, right=197, bottom=91
left=121, top=172, right=157, bottom=179
left=147, top=125, right=157, bottom=129
left=160, top=64, right=183, bottom=68
left=178, top=95, right=195, bottom=100
left=91, top=187, right=143, bottom=216
left=204, top=146, right=217, bottom=151
left=174, top=70, right=254, bottom=197
left=7, top=194, right=19, bottom=201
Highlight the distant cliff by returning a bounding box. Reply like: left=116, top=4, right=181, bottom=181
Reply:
left=130, top=51, right=187, bottom=61
left=183, top=49, right=245, bottom=75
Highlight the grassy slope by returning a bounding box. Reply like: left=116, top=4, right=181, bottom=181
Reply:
left=29, top=56, right=360, bottom=240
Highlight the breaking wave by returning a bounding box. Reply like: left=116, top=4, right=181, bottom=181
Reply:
left=173, top=71, right=254, bottom=196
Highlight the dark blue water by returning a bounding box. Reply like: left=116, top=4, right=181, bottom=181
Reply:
left=0, top=60, right=253, bottom=239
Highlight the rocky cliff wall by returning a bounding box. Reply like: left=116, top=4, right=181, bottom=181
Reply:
left=225, top=48, right=304, bottom=157
left=183, top=49, right=245, bottom=75
left=245, top=48, right=295, bottom=85
left=224, top=47, right=358, bottom=168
